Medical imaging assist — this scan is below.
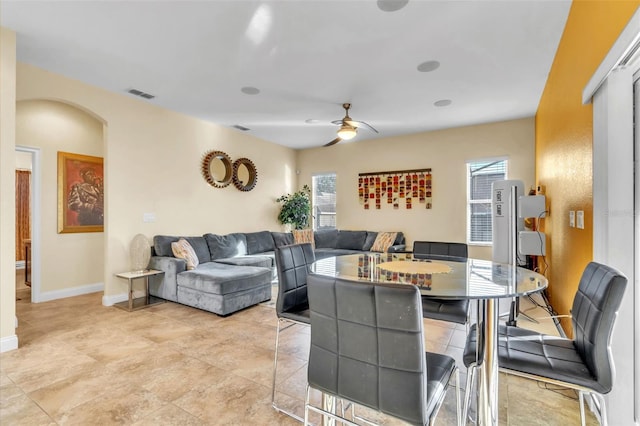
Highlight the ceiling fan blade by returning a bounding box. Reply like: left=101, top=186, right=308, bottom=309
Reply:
left=346, top=120, right=378, bottom=133
left=324, top=137, right=342, bottom=147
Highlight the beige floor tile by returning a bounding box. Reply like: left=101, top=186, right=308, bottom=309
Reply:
left=131, top=403, right=206, bottom=426
left=2, top=342, right=100, bottom=393
left=0, top=393, right=56, bottom=425
left=2, top=285, right=579, bottom=426
left=0, top=382, right=24, bottom=405
left=27, top=365, right=131, bottom=420
left=56, top=383, right=167, bottom=425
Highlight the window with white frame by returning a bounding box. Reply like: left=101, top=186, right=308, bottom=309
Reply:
left=467, top=159, right=507, bottom=244
left=312, top=173, right=336, bottom=230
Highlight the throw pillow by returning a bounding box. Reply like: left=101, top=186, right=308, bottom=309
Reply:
left=292, top=229, right=315, bottom=249
left=370, top=232, right=398, bottom=253
left=171, top=238, right=199, bottom=270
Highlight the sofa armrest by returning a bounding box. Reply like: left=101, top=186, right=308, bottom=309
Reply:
left=148, top=256, right=186, bottom=302
left=386, top=244, right=406, bottom=253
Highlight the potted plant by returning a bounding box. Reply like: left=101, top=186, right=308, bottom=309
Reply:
left=276, top=185, right=312, bottom=230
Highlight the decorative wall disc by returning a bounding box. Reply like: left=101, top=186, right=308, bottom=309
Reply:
left=201, top=150, right=233, bottom=188
left=232, top=157, right=258, bottom=191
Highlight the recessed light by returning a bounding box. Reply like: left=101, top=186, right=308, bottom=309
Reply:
left=377, top=0, right=409, bottom=12
left=241, top=86, right=260, bottom=95
left=434, top=99, right=452, bottom=107
left=417, top=60, right=440, bottom=73
left=305, top=119, right=320, bottom=124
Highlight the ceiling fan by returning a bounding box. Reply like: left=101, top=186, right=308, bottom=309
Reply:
left=324, top=103, right=378, bottom=147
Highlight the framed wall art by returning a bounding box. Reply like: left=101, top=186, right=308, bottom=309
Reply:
left=358, top=167, right=432, bottom=210
left=57, top=151, right=104, bottom=233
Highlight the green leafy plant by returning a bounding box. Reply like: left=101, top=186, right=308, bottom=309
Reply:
left=276, top=185, right=312, bottom=230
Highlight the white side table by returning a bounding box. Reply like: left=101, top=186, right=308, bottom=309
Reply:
left=114, top=269, right=165, bottom=311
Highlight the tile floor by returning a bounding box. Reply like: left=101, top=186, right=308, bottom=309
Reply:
left=2, top=270, right=597, bottom=425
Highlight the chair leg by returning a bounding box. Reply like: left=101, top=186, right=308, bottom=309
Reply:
left=455, top=368, right=462, bottom=426
left=272, top=319, right=304, bottom=422
left=463, top=364, right=477, bottom=424
left=578, top=391, right=586, bottom=426
left=271, top=319, right=282, bottom=406
left=303, top=385, right=311, bottom=426
left=593, top=392, right=608, bottom=426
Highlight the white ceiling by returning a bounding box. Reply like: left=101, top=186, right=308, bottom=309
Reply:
left=1, top=0, right=571, bottom=150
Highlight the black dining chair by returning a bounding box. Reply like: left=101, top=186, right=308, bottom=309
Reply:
left=462, top=261, right=627, bottom=426
left=271, top=242, right=315, bottom=421
left=412, top=241, right=470, bottom=326
left=305, top=274, right=461, bottom=426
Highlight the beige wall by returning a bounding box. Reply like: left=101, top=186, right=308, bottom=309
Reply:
left=14, top=63, right=297, bottom=303
left=15, top=151, right=31, bottom=170
left=16, top=100, right=104, bottom=293
left=1, top=28, right=17, bottom=349
left=297, top=117, right=536, bottom=260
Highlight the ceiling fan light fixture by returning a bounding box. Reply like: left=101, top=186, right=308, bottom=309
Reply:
left=337, top=125, right=357, bottom=140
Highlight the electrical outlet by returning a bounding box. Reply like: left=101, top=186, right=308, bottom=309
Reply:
left=143, top=212, right=156, bottom=223
left=569, top=211, right=575, bottom=227
left=576, top=210, right=584, bottom=229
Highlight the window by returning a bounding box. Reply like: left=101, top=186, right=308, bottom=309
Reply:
left=467, top=159, right=507, bottom=244
left=312, top=173, right=336, bottom=230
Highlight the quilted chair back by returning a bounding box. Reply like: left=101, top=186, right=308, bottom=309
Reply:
left=571, top=261, right=627, bottom=394
left=274, top=243, right=315, bottom=319
left=307, top=275, right=429, bottom=425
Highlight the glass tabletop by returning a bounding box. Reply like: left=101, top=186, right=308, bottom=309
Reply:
left=309, top=253, right=548, bottom=300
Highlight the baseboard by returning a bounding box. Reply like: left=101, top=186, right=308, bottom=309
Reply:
left=0, top=334, right=18, bottom=353
left=36, top=282, right=104, bottom=303
left=102, top=290, right=145, bottom=307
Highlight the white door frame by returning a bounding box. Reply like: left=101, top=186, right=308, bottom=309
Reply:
left=583, top=7, right=640, bottom=424
left=15, top=146, right=41, bottom=303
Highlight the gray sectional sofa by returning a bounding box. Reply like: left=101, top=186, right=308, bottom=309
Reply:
left=148, top=229, right=405, bottom=316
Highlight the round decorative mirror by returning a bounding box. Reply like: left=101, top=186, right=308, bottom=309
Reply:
left=232, top=158, right=258, bottom=191
left=201, top=150, right=232, bottom=188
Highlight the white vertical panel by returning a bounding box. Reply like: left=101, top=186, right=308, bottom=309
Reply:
left=592, top=67, right=636, bottom=425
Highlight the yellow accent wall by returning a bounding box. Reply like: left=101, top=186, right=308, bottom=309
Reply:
left=535, top=0, right=639, bottom=335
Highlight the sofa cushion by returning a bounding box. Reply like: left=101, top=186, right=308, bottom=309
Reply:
left=272, top=232, right=294, bottom=247
left=314, top=229, right=338, bottom=248
left=171, top=238, right=199, bottom=270
left=336, top=230, right=367, bottom=250
left=204, top=233, right=247, bottom=260
left=363, top=231, right=378, bottom=251
left=154, top=235, right=179, bottom=257
left=244, top=231, right=275, bottom=254
left=371, top=232, right=398, bottom=252
left=214, top=255, right=273, bottom=269
left=154, top=235, right=210, bottom=264
left=394, top=232, right=405, bottom=245
left=177, top=262, right=271, bottom=295
left=314, top=248, right=363, bottom=260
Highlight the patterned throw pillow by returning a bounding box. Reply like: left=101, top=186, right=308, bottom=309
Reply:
left=171, top=238, right=199, bottom=270
left=370, top=232, right=398, bottom=252
left=292, top=229, right=315, bottom=249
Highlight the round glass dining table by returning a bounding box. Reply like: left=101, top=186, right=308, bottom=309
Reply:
left=309, top=252, right=548, bottom=426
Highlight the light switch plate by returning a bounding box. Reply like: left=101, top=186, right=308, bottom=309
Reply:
left=143, top=212, right=156, bottom=223
left=569, top=211, right=575, bottom=227
left=576, top=210, right=584, bottom=229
